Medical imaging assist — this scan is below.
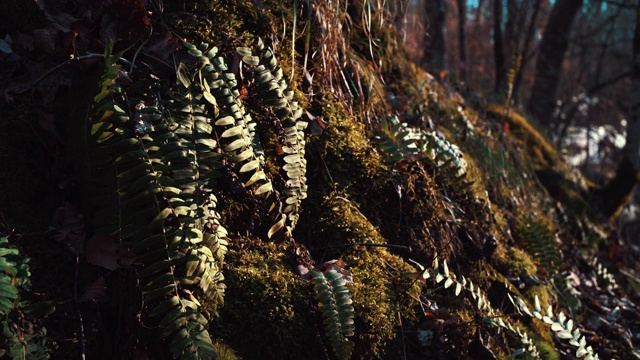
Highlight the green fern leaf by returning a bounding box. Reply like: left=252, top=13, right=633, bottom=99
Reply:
left=311, top=270, right=355, bottom=360
left=238, top=39, right=308, bottom=234
left=0, top=239, right=18, bottom=316
left=86, top=46, right=232, bottom=358
left=0, top=237, right=50, bottom=359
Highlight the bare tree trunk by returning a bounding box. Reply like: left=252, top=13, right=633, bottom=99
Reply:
left=504, top=0, right=517, bottom=61
left=425, top=0, right=447, bottom=74
left=627, top=3, right=640, bottom=172
left=593, top=3, right=640, bottom=217
left=457, top=0, right=468, bottom=81
left=494, top=0, right=506, bottom=94
left=527, top=0, right=583, bottom=128
left=512, top=0, right=543, bottom=102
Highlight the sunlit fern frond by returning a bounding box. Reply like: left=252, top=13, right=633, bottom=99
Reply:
left=237, top=39, right=308, bottom=236
left=87, top=43, right=226, bottom=359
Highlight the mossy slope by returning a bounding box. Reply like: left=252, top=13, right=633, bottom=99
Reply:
left=1, top=1, right=637, bottom=359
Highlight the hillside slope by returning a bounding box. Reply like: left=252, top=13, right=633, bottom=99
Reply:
left=0, top=1, right=638, bottom=359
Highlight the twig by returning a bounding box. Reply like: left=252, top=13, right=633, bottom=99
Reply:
left=312, top=242, right=412, bottom=251
left=74, top=255, right=87, bottom=360
left=31, top=54, right=133, bottom=89
left=398, top=310, right=408, bottom=360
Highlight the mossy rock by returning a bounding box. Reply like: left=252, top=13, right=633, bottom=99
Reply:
left=495, top=246, right=538, bottom=279
left=300, top=193, right=423, bottom=358
left=343, top=246, right=422, bottom=358
left=484, top=104, right=560, bottom=171
left=213, top=237, right=321, bottom=360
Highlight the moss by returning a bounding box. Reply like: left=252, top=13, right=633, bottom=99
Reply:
left=394, top=162, right=445, bottom=257
left=299, top=92, right=397, bottom=243
left=299, top=194, right=423, bottom=358
left=523, top=285, right=554, bottom=343
left=495, top=246, right=538, bottom=278
left=314, top=92, right=390, bottom=195
left=164, top=0, right=269, bottom=46
left=484, top=104, right=560, bottom=171
left=212, top=340, right=242, bottom=360
left=213, top=237, right=321, bottom=360
left=344, top=246, right=422, bottom=358
left=533, top=336, right=561, bottom=360
left=307, top=195, right=386, bottom=253
left=214, top=219, right=423, bottom=360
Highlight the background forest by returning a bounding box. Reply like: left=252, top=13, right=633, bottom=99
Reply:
left=0, top=0, right=639, bottom=359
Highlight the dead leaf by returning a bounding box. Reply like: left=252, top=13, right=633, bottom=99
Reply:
left=39, top=113, right=64, bottom=144
left=181, top=289, right=201, bottom=306
left=50, top=201, right=85, bottom=254
left=324, top=259, right=353, bottom=283
left=324, top=259, right=346, bottom=269
left=79, top=277, right=107, bottom=303
left=13, top=32, right=35, bottom=52
left=33, top=28, right=59, bottom=53
left=146, top=31, right=178, bottom=63
left=85, top=235, right=134, bottom=270
left=267, top=214, right=286, bottom=239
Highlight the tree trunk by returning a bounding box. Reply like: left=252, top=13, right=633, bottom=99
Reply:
left=527, top=0, right=583, bottom=128
left=494, top=0, right=506, bottom=94
left=593, top=3, right=640, bottom=217
left=628, top=3, right=640, bottom=172
left=457, top=0, right=468, bottom=81
left=424, top=0, right=447, bottom=74
left=504, top=0, right=517, bottom=62
left=512, top=0, right=543, bottom=102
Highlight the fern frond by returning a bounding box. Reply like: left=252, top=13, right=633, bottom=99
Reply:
left=0, top=237, right=20, bottom=316
left=422, top=129, right=467, bottom=177
left=376, top=116, right=467, bottom=178
left=515, top=216, right=580, bottom=315
left=376, top=116, right=422, bottom=165
left=0, top=237, right=50, bottom=360
left=311, top=270, right=355, bottom=360
left=184, top=42, right=273, bottom=197
left=515, top=217, right=562, bottom=269
left=409, top=257, right=542, bottom=358
left=511, top=295, right=599, bottom=360
left=238, top=39, right=308, bottom=235
left=87, top=45, right=228, bottom=358
left=587, top=256, right=617, bottom=291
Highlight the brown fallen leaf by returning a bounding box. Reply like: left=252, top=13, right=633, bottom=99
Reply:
left=79, top=276, right=107, bottom=303
left=39, top=112, right=64, bottom=144
left=50, top=201, right=85, bottom=254
left=85, top=235, right=134, bottom=270
left=324, top=259, right=353, bottom=283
